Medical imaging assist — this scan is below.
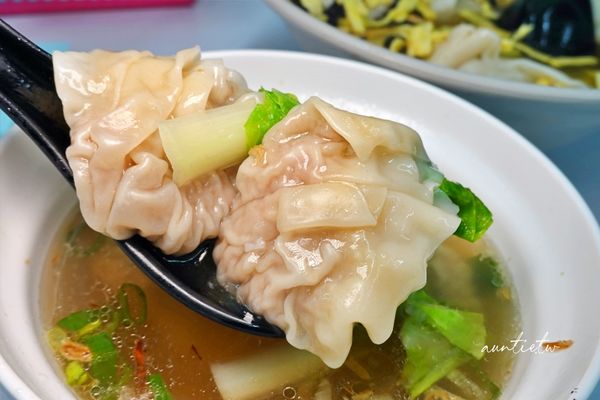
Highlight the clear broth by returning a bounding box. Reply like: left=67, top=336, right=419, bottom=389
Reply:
left=41, top=212, right=520, bottom=399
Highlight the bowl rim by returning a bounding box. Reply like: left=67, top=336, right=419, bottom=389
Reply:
left=264, top=0, right=600, bottom=104
left=2, top=49, right=600, bottom=400
left=0, top=360, right=40, bottom=400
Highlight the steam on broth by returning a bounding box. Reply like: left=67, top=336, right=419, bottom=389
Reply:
left=41, top=212, right=519, bottom=400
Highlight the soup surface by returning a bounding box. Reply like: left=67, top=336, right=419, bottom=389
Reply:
left=41, top=212, right=519, bottom=399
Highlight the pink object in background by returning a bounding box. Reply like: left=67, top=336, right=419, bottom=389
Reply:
left=0, top=0, right=194, bottom=14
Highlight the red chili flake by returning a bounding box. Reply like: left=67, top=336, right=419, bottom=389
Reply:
left=543, top=340, right=574, bottom=352
left=134, top=339, right=146, bottom=390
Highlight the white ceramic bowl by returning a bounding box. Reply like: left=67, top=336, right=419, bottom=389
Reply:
left=1, top=50, right=600, bottom=400
left=264, top=0, right=600, bottom=151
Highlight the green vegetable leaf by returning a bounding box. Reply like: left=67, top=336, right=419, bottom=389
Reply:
left=77, top=318, right=102, bottom=337
left=438, top=178, right=493, bottom=242
left=400, top=291, right=489, bottom=398
left=405, top=291, right=487, bottom=359
left=83, top=332, right=117, bottom=386
left=403, top=289, right=437, bottom=320
left=446, top=367, right=500, bottom=400
left=472, top=255, right=505, bottom=291
left=244, top=88, right=300, bottom=148
left=148, top=374, right=173, bottom=400
left=118, top=283, right=147, bottom=326
left=65, top=361, right=90, bottom=387
left=400, top=317, right=471, bottom=399
left=58, top=309, right=100, bottom=332
left=418, top=305, right=485, bottom=360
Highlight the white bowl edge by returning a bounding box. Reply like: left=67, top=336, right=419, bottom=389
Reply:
left=0, top=49, right=599, bottom=400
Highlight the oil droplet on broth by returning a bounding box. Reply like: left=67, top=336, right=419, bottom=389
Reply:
left=282, top=386, right=297, bottom=399
left=41, top=214, right=520, bottom=399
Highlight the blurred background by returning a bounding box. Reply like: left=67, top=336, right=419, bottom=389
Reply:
left=1, top=0, right=599, bottom=398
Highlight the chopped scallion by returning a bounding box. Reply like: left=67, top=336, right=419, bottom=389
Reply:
left=58, top=309, right=100, bottom=332
left=65, top=361, right=90, bottom=387
left=83, top=332, right=117, bottom=386
left=118, top=283, right=147, bottom=326
left=76, top=318, right=102, bottom=337
left=148, top=374, right=173, bottom=400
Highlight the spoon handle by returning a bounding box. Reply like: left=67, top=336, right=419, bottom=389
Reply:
left=0, top=19, right=73, bottom=184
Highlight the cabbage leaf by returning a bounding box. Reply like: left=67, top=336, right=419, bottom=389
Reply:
left=405, top=290, right=486, bottom=359
left=400, top=317, right=471, bottom=399
left=244, top=88, right=300, bottom=148
left=438, top=178, right=493, bottom=242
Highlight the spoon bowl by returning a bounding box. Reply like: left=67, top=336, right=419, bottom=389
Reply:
left=0, top=19, right=284, bottom=338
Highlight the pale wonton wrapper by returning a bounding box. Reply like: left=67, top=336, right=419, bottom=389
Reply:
left=55, top=49, right=461, bottom=367
left=53, top=47, right=247, bottom=254
left=215, top=98, right=461, bottom=367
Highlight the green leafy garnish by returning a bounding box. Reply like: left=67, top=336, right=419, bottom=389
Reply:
left=406, top=291, right=486, bottom=359
left=77, top=318, right=102, bottom=337
left=438, top=178, right=493, bottom=242
left=103, top=310, right=122, bottom=335
left=83, top=332, right=117, bottom=386
left=415, top=161, right=492, bottom=242
left=148, top=374, right=173, bottom=400
left=446, top=367, right=500, bottom=400
left=472, top=255, right=505, bottom=291
left=420, top=305, right=485, bottom=359
left=400, top=317, right=471, bottom=399
left=399, top=290, right=490, bottom=398
left=50, top=283, right=155, bottom=399
left=65, top=361, right=90, bottom=386
left=118, top=283, right=147, bottom=326
left=58, top=309, right=100, bottom=332
left=244, top=88, right=300, bottom=148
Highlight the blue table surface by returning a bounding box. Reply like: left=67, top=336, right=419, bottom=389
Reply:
left=1, top=1, right=599, bottom=399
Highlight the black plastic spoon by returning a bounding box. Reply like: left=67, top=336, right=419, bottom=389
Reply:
left=0, top=19, right=284, bottom=338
